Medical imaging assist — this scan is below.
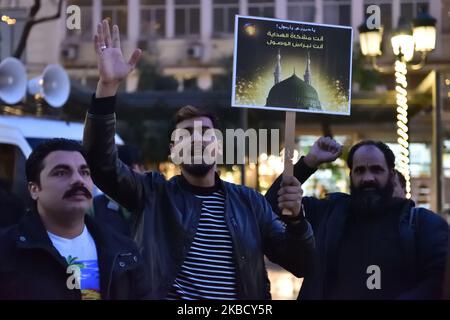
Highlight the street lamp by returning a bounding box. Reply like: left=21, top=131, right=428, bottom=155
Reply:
left=358, top=8, right=437, bottom=199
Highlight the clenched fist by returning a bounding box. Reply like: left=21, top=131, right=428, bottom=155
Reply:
left=304, top=136, right=343, bottom=169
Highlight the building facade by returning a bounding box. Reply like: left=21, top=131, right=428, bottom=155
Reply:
left=1, top=0, right=449, bottom=89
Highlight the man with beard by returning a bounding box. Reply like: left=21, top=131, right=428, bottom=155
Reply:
left=266, top=139, right=448, bottom=299
left=82, top=20, right=315, bottom=299
left=0, top=139, right=149, bottom=299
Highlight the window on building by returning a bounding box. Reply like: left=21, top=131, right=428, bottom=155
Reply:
left=141, top=0, right=166, bottom=39
left=102, top=0, right=128, bottom=37
left=213, top=0, right=239, bottom=36
left=175, top=0, right=200, bottom=37
left=287, top=0, right=315, bottom=23
left=324, top=0, right=351, bottom=26
left=183, top=77, right=199, bottom=91
left=66, top=0, right=92, bottom=40
left=400, top=0, right=429, bottom=22
left=442, top=0, right=450, bottom=33
left=445, top=73, right=450, bottom=99
left=248, top=0, right=275, bottom=18
left=363, top=1, right=392, bottom=31
left=445, top=140, right=450, bottom=178
left=0, top=8, right=27, bottom=58
left=387, top=143, right=431, bottom=177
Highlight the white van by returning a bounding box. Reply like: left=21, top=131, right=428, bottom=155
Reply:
left=0, top=115, right=124, bottom=204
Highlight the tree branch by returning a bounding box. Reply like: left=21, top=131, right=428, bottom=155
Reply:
left=13, top=0, right=64, bottom=58
left=29, top=0, right=42, bottom=17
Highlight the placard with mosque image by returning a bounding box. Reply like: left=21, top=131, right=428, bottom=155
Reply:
left=232, top=15, right=353, bottom=115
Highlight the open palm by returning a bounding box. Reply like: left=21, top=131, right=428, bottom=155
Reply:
left=94, top=20, right=142, bottom=85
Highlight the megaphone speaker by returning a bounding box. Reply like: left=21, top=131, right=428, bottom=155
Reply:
left=28, top=64, right=70, bottom=108
left=0, top=57, right=27, bottom=105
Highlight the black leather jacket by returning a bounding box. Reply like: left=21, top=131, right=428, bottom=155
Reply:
left=266, top=162, right=449, bottom=300
left=0, top=209, right=150, bottom=300
left=83, top=96, right=316, bottom=299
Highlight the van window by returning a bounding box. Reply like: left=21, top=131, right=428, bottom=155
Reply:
left=0, top=143, right=30, bottom=205
left=0, top=144, right=15, bottom=187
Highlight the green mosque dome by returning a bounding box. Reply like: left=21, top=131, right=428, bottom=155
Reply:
left=266, top=73, right=321, bottom=110
left=266, top=50, right=321, bottom=110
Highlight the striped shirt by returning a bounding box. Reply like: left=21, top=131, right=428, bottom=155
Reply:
left=167, top=189, right=238, bottom=300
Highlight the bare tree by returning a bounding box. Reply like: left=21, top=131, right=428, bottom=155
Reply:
left=13, top=0, right=63, bottom=58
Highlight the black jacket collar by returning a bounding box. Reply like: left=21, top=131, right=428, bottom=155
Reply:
left=178, top=172, right=222, bottom=195
left=15, top=209, right=68, bottom=270
left=16, top=207, right=134, bottom=252
left=15, top=208, right=138, bottom=299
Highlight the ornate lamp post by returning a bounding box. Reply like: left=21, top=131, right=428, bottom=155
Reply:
left=358, top=8, right=437, bottom=199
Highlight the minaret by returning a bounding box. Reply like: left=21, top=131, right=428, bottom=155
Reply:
left=274, top=49, right=281, bottom=84
left=304, top=51, right=311, bottom=85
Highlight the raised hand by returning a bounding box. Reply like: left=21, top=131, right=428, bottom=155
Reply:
left=304, top=136, right=343, bottom=168
left=94, top=19, right=142, bottom=97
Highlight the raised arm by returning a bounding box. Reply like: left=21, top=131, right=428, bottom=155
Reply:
left=83, top=20, right=145, bottom=213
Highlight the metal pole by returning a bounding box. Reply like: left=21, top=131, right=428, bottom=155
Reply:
left=432, top=71, right=444, bottom=214
left=240, top=108, right=247, bottom=185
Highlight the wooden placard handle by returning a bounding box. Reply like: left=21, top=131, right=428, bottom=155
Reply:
left=282, top=111, right=296, bottom=216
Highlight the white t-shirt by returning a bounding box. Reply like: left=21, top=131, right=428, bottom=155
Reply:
left=48, top=226, right=101, bottom=300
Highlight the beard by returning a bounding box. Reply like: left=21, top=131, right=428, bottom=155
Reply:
left=181, top=163, right=214, bottom=177
left=180, top=144, right=215, bottom=177
left=172, top=144, right=216, bottom=178
left=350, top=175, right=394, bottom=218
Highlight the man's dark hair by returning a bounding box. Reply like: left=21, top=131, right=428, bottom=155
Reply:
left=168, top=105, right=220, bottom=143
left=26, top=138, right=86, bottom=185
left=346, top=140, right=395, bottom=170
left=118, top=145, right=143, bottom=167
left=172, top=105, right=218, bottom=129
left=394, top=169, right=407, bottom=190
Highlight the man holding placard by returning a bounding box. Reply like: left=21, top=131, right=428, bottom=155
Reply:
left=266, top=140, right=448, bottom=299
left=83, top=19, right=315, bottom=300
